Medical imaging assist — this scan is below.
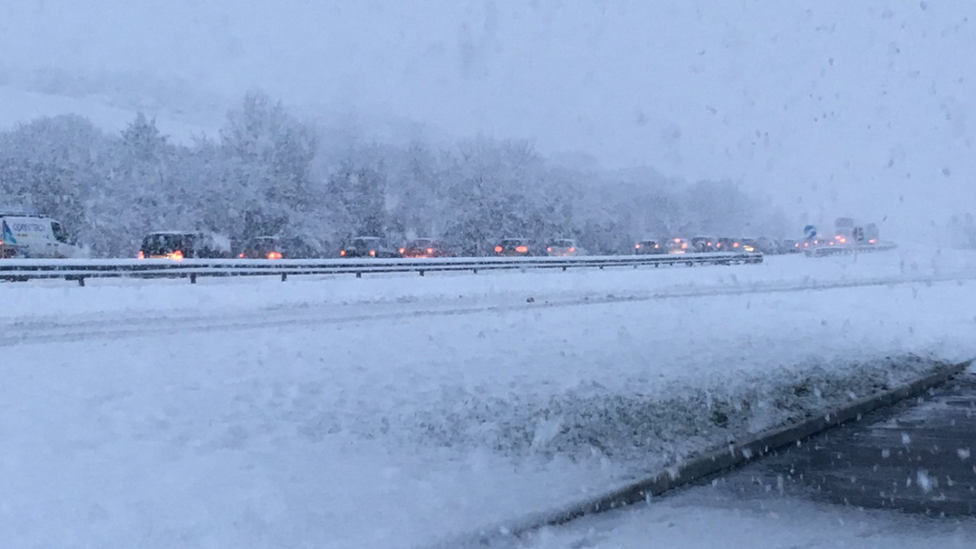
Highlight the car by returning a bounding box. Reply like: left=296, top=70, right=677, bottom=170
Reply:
left=138, top=231, right=231, bottom=259
left=781, top=239, right=800, bottom=254
left=546, top=238, right=586, bottom=256
left=740, top=238, right=759, bottom=253
left=238, top=236, right=285, bottom=259
left=399, top=238, right=454, bottom=258
left=634, top=239, right=665, bottom=254
left=691, top=236, right=716, bottom=253
left=494, top=238, right=538, bottom=257
left=666, top=237, right=690, bottom=254
left=714, top=237, right=742, bottom=252
left=755, top=237, right=779, bottom=254
left=339, top=236, right=399, bottom=258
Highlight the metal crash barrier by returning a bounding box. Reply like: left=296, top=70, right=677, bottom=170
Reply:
left=0, top=253, right=763, bottom=286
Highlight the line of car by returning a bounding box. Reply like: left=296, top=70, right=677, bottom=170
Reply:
left=635, top=236, right=801, bottom=256
left=136, top=232, right=788, bottom=261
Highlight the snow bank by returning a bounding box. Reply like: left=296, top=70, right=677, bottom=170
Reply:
left=0, top=248, right=974, bottom=548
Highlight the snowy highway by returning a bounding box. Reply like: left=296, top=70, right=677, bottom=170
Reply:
left=1, top=248, right=975, bottom=548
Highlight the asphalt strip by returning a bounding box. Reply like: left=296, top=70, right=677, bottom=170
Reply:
left=424, top=358, right=974, bottom=549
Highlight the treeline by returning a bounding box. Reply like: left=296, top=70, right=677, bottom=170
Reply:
left=0, top=92, right=791, bottom=257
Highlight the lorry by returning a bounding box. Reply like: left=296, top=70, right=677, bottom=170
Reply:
left=0, top=206, right=86, bottom=259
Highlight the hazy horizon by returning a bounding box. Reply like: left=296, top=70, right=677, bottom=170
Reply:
left=2, top=0, right=974, bottom=241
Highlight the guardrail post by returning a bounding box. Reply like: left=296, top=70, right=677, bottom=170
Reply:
left=419, top=270, right=425, bottom=277
left=77, top=277, right=85, bottom=287
left=281, top=273, right=288, bottom=282
left=190, top=273, right=197, bottom=284
left=356, top=272, right=362, bottom=279
left=473, top=268, right=478, bottom=274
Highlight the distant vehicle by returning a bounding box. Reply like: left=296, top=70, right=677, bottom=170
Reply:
left=634, top=239, right=665, bottom=254
left=740, top=238, right=759, bottom=253
left=755, top=237, right=779, bottom=254
left=138, top=231, right=231, bottom=260
left=239, top=236, right=285, bottom=259
left=834, top=217, right=855, bottom=242
left=864, top=223, right=880, bottom=244
left=399, top=238, right=454, bottom=258
left=546, top=238, right=585, bottom=257
left=339, top=236, right=398, bottom=258
left=494, top=238, right=538, bottom=257
left=714, top=237, right=742, bottom=252
left=782, top=239, right=800, bottom=253
left=0, top=206, right=85, bottom=259
left=238, top=236, right=320, bottom=259
left=666, top=237, right=690, bottom=254
left=691, top=236, right=715, bottom=253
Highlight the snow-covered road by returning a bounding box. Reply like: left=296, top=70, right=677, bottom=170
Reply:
left=1, top=247, right=975, bottom=548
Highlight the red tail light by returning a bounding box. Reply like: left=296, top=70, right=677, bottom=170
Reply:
left=426, top=248, right=434, bottom=254
left=369, top=250, right=377, bottom=257
left=547, top=247, right=552, bottom=252
left=340, top=249, right=346, bottom=257
left=733, top=243, right=739, bottom=248
left=635, top=243, right=641, bottom=249
left=267, top=251, right=282, bottom=260
left=568, top=247, right=575, bottom=253
left=137, top=250, right=145, bottom=259
left=494, top=245, right=503, bottom=253
left=515, top=245, right=529, bottom=253
left=238, top=253, right=245, bottom=258
left=399, top=247, right=405, bottom=254
left=168, top=250, right=184, bottom=261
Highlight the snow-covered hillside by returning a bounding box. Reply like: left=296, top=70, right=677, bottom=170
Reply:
left=2, top=1, right=975, bottom=239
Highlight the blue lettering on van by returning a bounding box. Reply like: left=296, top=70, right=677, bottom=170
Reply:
left=11, top=222, right=46, bottom=232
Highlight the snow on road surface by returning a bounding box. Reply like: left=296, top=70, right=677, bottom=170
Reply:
left=0, top=247, right=975, bottom=548
left=517, top=489, right=976, bottom=549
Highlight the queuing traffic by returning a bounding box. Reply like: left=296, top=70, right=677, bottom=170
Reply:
left=1, top=206, right=887, bottom=261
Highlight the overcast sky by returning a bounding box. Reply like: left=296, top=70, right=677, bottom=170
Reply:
left=1, top=0, right=974, bottom=240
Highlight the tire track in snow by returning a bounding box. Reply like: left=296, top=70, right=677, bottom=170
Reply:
left=0, top=271, right=972, bottom=348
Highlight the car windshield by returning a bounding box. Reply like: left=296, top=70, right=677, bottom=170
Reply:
left=550, top=240, right=574, bottom=247
left=407, top=239, right=434, bottom=248
left=500, top=239, right=526, bottom=247
left=142, top=233, right=187, bottom=254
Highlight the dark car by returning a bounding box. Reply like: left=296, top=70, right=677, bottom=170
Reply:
left=399, top=238, right=454, bottom=258
left=237, top=236, right=319, bottom=259
left=691, top=236, right=715, bottom=253
left=782, top=239, right=799, bottom=253
left=138, top=231, right=230, bottom=259
left=493, top=238, right=538, bottom=257
left=714, top=237, right=742, bottom=252
left=634, top=239, right=665, bottom=254
left=340, top=236, right=399, bottom=258
left=239, top=236, right=285, bottom=259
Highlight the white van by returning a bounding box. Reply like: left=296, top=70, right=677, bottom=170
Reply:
left=0, top=207, right=86, bottom=259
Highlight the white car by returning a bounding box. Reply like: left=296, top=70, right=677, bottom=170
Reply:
left=0, top=207, right=86, bottom=258
left=546, top=238, right=586, bottom=256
